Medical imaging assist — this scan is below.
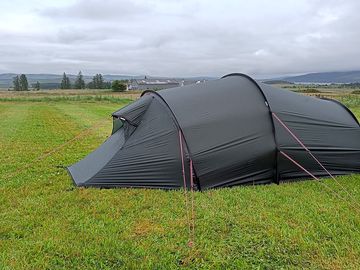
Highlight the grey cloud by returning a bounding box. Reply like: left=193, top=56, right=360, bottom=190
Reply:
left=1, top=0, right=360, bottom=77
left=55, top=28, right=112, bottom=44
left=40, top=0, right=151, bottom=21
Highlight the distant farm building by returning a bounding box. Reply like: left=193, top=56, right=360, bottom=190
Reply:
left=128, top=79, right=181, bottom=91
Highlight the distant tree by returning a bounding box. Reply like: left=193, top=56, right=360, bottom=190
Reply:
left=98, top=74, right=104, bottom=88
left=86, top=81, right=94, bottom=89
left=111, top=80, right=127, bottom=92
left=60, top=72, right=71, bottom=89
left=34, top=81, right=41, bottom=91
left=103, top=81, right=112, bottom=89
left=88, top=74, right=104, bottom=89
left=85, top=74, right=112, bottom=89
left=13, top=75, right=20, bottom=91
left=93, top=73, right=104, bottom=89
left=74, top=71, right=85, bottom=89
left=19, top=74, right=29, bottom=91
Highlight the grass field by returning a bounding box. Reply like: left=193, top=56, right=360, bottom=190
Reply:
left=1, top=91, right=360, bottom=269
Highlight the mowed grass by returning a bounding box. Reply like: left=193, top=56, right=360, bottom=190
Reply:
left=1, top=94, right=360, bottom=269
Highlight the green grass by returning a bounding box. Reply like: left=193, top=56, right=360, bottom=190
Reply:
left=1, top=97, right=360, bottom=269
left=339, top=95, right=360, bottom=109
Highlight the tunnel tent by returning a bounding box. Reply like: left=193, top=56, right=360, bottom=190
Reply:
left=67, top=73, right=360, bottom=189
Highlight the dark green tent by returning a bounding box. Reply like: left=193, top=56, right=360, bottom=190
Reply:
left=68, top=73, right=360, bottom=189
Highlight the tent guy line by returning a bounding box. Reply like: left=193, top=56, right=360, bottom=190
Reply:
left=273, top=112, right=360, bottom=210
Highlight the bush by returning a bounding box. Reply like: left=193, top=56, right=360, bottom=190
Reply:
left=294, top=88, right=321, bottom=93
left=352, top=90, right=360, bottom=94
left=112, top=80, right=127, bottom=92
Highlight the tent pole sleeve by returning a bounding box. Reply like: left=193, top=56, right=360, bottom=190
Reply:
left=141, top=90, right=202, bottom=190
left=221, top=73, right=280, bottom=184
left=179, top=130, right=188, bottom=189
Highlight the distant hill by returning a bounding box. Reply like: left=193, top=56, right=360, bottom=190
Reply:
left=280, top=71, right=360, bottom=84
left=0, top=73, right=215, bottom=89
left=5, top=70, right=360, bottom=88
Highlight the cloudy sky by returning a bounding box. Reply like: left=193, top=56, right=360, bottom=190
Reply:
left=0, top=0, right=359, bottom=77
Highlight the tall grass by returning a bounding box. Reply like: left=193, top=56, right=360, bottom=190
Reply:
left=338, top=95, right=360, bottom=108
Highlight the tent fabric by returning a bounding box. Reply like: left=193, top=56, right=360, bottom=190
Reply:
left=67, top=127, right=126, bottom=186
left=111, top=94, right=153, bottom=137
left=259, top=82, right=360, bottom=180
left=157, top=75, right=277, bottom=189
left=69, top=96, right=190, bottom=188
left=68, top=73, right=360, bottom=189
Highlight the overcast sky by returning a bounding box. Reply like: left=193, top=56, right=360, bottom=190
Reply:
left=0, top=0, right=359, bottom=77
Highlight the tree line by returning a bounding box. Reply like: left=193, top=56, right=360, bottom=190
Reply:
left=13, top=74, right=40, bottom=91
left=60, top=72, right=114, bottom=90
left=12, top=71, right=128, bottom=92
left=61, top=71, right=127, bottom=91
